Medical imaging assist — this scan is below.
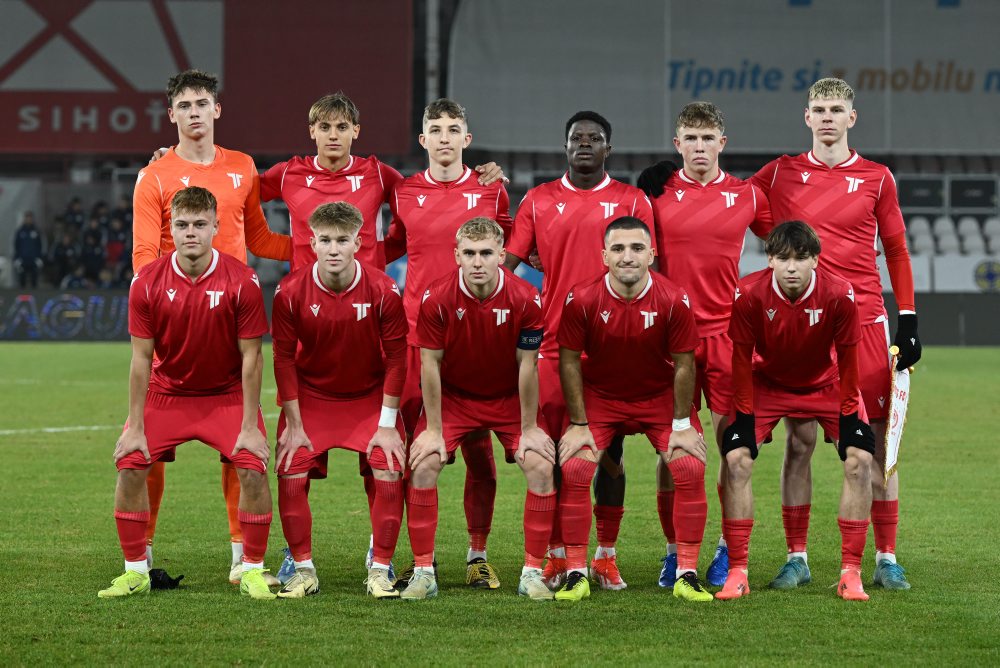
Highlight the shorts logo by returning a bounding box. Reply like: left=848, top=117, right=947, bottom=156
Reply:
left=493, top=308, right=510, bottom=325
left=600, top=310, right=611, bottom=323
left=877, top=396, right=885, bottom=407
left=675, top=190, right=685, bottom=201
left=456, top=307, right=466, bottom=320
left=845, top=176, right=865, bottom=194
left=227, top=172, right=243, bottom=189
left=165, top=288, right=176, bottom=302
left=805, top=308, right=823, bottom=326
left=179, top=176, right=190, bottom=187
left=305, top=175, right=316, bottom=188
left=556, top=202, right=566, bottom=214
left=206, top=290, right=224, bottom=309
left=417, top=195, right=427, bottom=207
left=347, top=175, right=364, bottom=192
left=801, top=172, right=811, bottom=183
left=309, top=304, right=320, bottom=317
left=766, top=308, right=776, bottom=321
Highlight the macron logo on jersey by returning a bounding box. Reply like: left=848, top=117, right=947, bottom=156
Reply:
left=165, top=288, right=176, bottom=302
left=599, top=202, right=619, bottom=219
left=179, top=176, right=190, bottom=187
left=250, top=274, right=260, bottom=288
left=847, top=287, right=855, bottom=302
left=422, top=289, right=431, bottom=303
left=556, top=202, right=566, bottom=214
left=766, top=308, right=776, bottom=321
left=347, top=175, right=364, bottom=192
left=845, top=177, right=865, bottom=194
left=136, top=171, right=146, bottom=186
left=682, top=293, right=690, bottom=308
left=206, top=290, right=224, bottom=309
left=493, top=308, right=510, bottom=325
left=534, top=295, right=542, bottom=309
left=801, top=172, right=811, bottom=183
left=310, top=304, right=320, bottom=317
left=305, top=176, right=316, bottom=188
left=464, top=193, right=482, bottom=210
left=641, top=311, right=657, bottom=329
left=353, top=303, right=371, bottom=320
left=600, top=310, right=611, bottom=323
left=456, top=307, right=466, bottom=320
left=675, top=190, right=685, bottom=202
left=565, top=293, right=574, bottom=305
left=227, top=173, right=243, bottom=189
left=721, top=192, right=738, bottom=208
left=417, top=195, right=427, bottom=207
left=734, top=287, right=742, bottom=301
left=805, top=308, right=823, bottom=326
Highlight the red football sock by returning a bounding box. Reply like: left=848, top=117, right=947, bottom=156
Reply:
left=372, top=479, right=404, bottom=564
left=656, top=490, right=675, bottom=543
left=560, top=458, right=597, bottom=568
left=462, top=434, right=496, bottom=550
left=278, top=477, right=312, bottom=561
left=594, top=504, right=624, bottom=548
left=406, top=486, right=438, bottom=567
left=115, top=510, right=150, bottom=563
left=838, top=517, right=870, bottom=570
left=144, top=462, right=165, bottom=544
left=524, top=491, right=556, bottom=568
left=722, top=518, right=754, bottom=570
left=222, top=461, right=243, bottom=543
left=870, top=499, right=898, bottom=555
left=668, top=455, right=707, bottom=573
left=238, top=510, right=272, bottom=564
left=782, top=504, right=811, bottom=553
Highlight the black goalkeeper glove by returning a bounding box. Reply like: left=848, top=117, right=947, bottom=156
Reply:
left=721, top=411, right=758, bottom=459
left=892, top=313, right=921, bottom=371
left=636, top=160, right=678, bottom=199
left=837, top=412, right=875, bottom=461
left=149, top=568, right=184, bottom=590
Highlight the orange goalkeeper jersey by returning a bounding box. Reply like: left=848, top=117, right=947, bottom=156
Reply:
left=132, top=145, right=291, bottom=271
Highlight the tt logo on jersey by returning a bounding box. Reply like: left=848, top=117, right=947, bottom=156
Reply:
left=600, top=310, right=611, bottom=323
left=305, top=175, right=316, bottom=188
left=640, top=310, right=657, bottom=329
left=309, top=304, right=320, bottom=317
left=721, top=192, right=738, bottom=208
left=347, top=175, right=364, bottom=192
left=493, top=308, right=510, bottom=325
left=206, top=290, right=224, bottom=309
left=227, top=173, right=243, bottom=189
left=801, top=171, right=811, bottom=183
left=675, top=190, right=685, bottom=202
left=417, top=195, right=427, bottom=207
left=464, top=193, right=481, bottom=210
left=165, top=288, right=176, bottom=302
left=556, top=202, right=566, bottom=214
left=179, top=176, right=190, bottom=187
left=456, top=307, right=466, bottom=320
left=845, top=176, right=865, bottom=194
left=599, top=202, right=619, bottom=219
left=766, top=308, right=776, bottom=321
left=353, top=303, right=371, bottom=320
left=805, top=308, right=823, bottom=326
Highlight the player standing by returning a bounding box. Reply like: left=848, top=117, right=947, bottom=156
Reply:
left=749, top=79, right=920, bottom=590
left=132, top=70, right=290, bottom=585
left=404, top=218, right=556, bottom=601
left=717, top=221, right=876, bottom=602
left=386, top=99, right=513, bottom=589
left=269, top=202, right=408, bottom=599
left=555, top=217, right=712, bottom=603
left=505, top=112, right=654, bottom=590
left=647, top=102, right=772, bottom=587
left=100, top=187, right=276, bottom=600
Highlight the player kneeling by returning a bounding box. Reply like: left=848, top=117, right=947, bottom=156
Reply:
left=270, top=202, right=408, bottom=599
left=717, top=221, right=876, bottom=602
left=555, top=217, right=712, bottom=603
left=405, top=218, right=556, bottom=601
left=100, top=187, right=275, bottom=600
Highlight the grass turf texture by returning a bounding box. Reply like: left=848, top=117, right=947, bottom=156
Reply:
left=1, top=343, right=998, bottom=666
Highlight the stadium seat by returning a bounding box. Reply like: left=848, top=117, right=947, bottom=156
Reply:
left=956, top=216, right=981, bottom=238
left=983, top=217, right=1000, bottom=240
left=932, top=215, right=955, bottom=237
left=936, top=232, right=961, bottom=255
left=909, top=232, right=935, bottom=256
left=906, top=215, right=931, bottom=237
left=962, top=235, right=986, bottom=255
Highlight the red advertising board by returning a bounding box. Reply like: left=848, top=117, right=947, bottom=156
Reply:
left=0, top=0, right=413, bottom=156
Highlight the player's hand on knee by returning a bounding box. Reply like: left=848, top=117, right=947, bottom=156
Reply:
left=837, top=412, right=876, bottom=460
left=892, top=313, right=921, bottom=371
left=276, top=422, right=313, bottom=473
left=409, top=430, right=446, bottom=469
left=233, top=426, right=270, bottom=465
left=558, top=425, right=596, bottom=465
left=668, top=426, right=706, bottom=462
left=474, top=161, right=508, bottom=186
left=517, top=426, right=556, bottom=465
left=636, top=160, right=678, bottom=198
left=114, top=427, right=150, bottom=463
left=368, top=427, right=406, bottom=473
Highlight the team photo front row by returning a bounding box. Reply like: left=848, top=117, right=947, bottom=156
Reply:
left=100, top=188, right=881, bottom=604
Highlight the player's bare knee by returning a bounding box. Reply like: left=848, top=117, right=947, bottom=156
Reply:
left=520, top=452, right=554, bottom=493
left=842, top=448, right=872, bottom=484
left=410, top=458, right=443, bottom=488
left=236, top=467, right=267, bottom=490
left=724, top=448, right=754, bottom=482
left=372, top=467, right=402, bottom=482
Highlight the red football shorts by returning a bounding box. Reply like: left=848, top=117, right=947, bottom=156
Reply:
left=400, top=345, right=423, bottom=433
left=694, top=331, right=734, bottom=415
left=277, top=389, right=405, bottom=478
left=752, top=378, right=868, bottom=444
left=117, top=390, right=267, bottom=473
left=584, top=389, right=703, bottom=453
left=538, top=355, right=568, bottom=442
left=857, top=318, right=892, bottom=421
left=413, top=389, right=547, bottom=462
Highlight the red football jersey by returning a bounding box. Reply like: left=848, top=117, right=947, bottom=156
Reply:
left=128, top=250, right=268, bottom=395
left=751, top=151, right=906, bottom=323
left=387, top=166, right=513, bottom=343
left=729, top=267, right=861, bottom=390
left=654, top=169, right=772, bottom=335
left=415, top=266, right=544, bottom=400
left=271, top=260, right=407, bottom=400
left=558, top=272, right=698, bottom=401
left=261, top=154, right=404, bottom=271
left=507, top=173, right=655, bottom=358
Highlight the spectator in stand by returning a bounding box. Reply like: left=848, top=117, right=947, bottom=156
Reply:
left=12, top=211, right=45, bottom=288
left=112, top=194, right=133, bottom=228
left=60, top=264, right=89, bottom=289
left=64, top=197, right=86, bottom=230
left=92, top=200, right=111, bottom=230
left=82, top=217, right=106, bottom=248
left=106, top=217, right=130, bottom=269
left=80, top=233, right=106, bottom=281
left=49, top=232, right=81, bottom=285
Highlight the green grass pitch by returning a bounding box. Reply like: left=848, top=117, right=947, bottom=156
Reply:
left=1, top=344, right=998, bottom=666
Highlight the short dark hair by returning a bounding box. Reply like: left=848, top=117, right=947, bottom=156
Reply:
left=170, top=186, right=217, bottom=216
left=764, top=220, right=822, bottom=258
left=604, top=216, right=650, bottom=242
left=423, top=98, right=467, bottom=127
left=166, top=69, right=219, bottom=106
left=309, top=92, right=360, bottom=126
left=566, top=111, right=611, bottom=143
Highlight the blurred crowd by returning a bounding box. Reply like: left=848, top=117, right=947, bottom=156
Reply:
left=11, top=195, right=134, bottom=289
